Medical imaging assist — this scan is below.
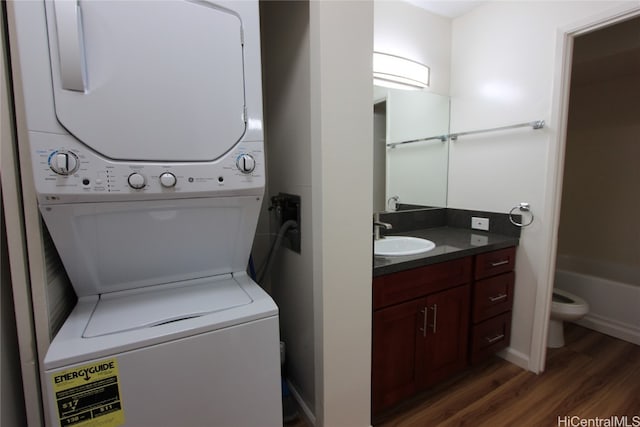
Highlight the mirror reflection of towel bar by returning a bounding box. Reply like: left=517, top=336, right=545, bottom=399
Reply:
left=387, top=134, right=447, bottom=148
left=387, top=120, right=545, bottom=148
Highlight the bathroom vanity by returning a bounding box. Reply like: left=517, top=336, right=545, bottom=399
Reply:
left=470, top=247, right=516, bottom=364
left=372, top=213, right=518, bottom=417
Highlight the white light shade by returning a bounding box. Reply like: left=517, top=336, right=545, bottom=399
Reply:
left=373, top=52, right=430, bottom=90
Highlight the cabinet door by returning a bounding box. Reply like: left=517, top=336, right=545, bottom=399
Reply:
left=421, top=284, right=470, bottom=388
left=372, top=298, right=424, bottom=415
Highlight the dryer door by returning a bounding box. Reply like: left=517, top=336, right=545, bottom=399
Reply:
left=45, top=0, right=246, bottom=162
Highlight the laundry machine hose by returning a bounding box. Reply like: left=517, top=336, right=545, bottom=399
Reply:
left=257, top=219, right=298, bottom=285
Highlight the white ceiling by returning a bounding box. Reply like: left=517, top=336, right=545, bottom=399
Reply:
left=404, top=0, right=486, bottom=18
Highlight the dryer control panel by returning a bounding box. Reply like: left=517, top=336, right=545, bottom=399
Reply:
left=30, top=131, right=265, bottom=204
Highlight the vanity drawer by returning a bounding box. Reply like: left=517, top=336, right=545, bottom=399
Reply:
left=472, top=272, right=515, bottom=323
left=470, top=312, right=512, bottom=364
left=474, top=247, right=516, bottom=280
left=373, top=257, right=472, bottom=310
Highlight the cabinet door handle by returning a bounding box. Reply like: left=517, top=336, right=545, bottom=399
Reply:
left=485, top=333, right=505, bottom=343
left=488, top=293, right=508, bottom=302
left=490, top=260, right=510, bottom=267
left=428, top=304, right=438, bottom=334
left=419, top=308, right=428, bottom=337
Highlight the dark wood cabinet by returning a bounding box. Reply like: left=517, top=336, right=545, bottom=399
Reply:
left=470, top=247, right=516, bottom=364
left=474, top=246, right=517, bottom=280
left=421, top=284, right=470, bottom=388
left=372, top=298, right=423, bottom=412
left=472, top=272, right=515, bottom=323
left=372, top=246, right=517, bottom=416
left=372, top=284, right=471, bottom=414
left=372, top=259, right=472, bottom=415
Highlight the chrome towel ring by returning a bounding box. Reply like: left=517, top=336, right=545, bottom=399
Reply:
left=509, top=202, right=534, bottom=227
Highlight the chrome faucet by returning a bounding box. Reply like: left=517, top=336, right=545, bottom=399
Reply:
left=373, top=212, right=392, bottom=241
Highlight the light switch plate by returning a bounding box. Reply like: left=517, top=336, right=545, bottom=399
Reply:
left=471, top=217, right=490, bottom=231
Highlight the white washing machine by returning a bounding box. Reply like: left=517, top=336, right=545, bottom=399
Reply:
left=10, top=1, right=282, bottom=426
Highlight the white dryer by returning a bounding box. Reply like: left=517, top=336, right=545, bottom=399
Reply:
left=10, top=0, right=282, bottom=426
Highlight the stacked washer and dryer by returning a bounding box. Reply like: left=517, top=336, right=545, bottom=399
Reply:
left=10, top=0, right=282, bottom=426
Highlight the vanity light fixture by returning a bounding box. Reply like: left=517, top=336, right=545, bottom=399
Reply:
left=373, top=51, right=430, bottom=90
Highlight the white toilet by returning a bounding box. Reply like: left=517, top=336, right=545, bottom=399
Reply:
left=548, top=288, right=589, bottom=348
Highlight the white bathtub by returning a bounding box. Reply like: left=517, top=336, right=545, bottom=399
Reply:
left=555, top=255, right=640, bottom=345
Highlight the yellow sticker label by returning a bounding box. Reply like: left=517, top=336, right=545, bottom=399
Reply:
left=51, top=358, right=124, bottom=427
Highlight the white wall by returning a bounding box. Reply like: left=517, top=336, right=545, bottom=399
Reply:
left=310, top=2, right=373, bottom=424
left=262, top=1, right=373, bottom=425
left=1, top=9, right=30, bottom=426
left=1, top=193, right=28, bottom=427
left=448, top=1, right=639, bottom=370
left=260, top=0, right=316, bottom=416
left=374, top=0, right=451, bottom=96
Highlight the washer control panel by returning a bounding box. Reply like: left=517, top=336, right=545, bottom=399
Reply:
left=159, top=172, right=177, bottom=188
left=127, top=173, right=146, bottom=189
left=236, top=153, right=256, bottom=174
left=49, top=150, right=79, bottom=175
left=30, top=132, right=264, bottom=203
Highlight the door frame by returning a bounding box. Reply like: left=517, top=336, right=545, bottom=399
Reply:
left=530, top=3, right=640, bottom=373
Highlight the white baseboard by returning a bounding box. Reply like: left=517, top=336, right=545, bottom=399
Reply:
left=286, top=379, right=316, bottom=427
left=498, top=346, right=530, bottom=372
left=286, top=380, right=373, bottom=427
left=575, top=314, right=640, bottom=346
left=555, top=267, right=640, bottom=346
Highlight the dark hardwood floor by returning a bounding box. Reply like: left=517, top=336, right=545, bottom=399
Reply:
left=376, top=324, right=640, bottom=426
left=287, top=324, right=640, bottom=426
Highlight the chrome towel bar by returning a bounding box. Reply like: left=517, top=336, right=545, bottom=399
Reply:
left=450, top=120, right=545, bottom=141
left=387, top=120, right=545, bottom=148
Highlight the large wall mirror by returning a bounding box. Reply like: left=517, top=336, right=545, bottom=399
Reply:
left=373, top=86, right=450, bottom=212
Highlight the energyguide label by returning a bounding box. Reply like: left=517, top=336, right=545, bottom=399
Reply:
left=51, top=358, right=124, bottom=427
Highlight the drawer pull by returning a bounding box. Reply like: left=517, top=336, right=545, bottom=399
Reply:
left=485, top=333, right=505, bottom=343
left=490, top=260, right=510, bottom=267
left=419, top=308, right=428, bottom=337
left=429, top=304, right=438, bottom=334
left=488, top=293, right=508, bottom=302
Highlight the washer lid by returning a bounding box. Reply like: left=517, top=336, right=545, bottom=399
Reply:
left=46, top=0, right=246, bottom=162
left=83, top=275, right=253, bottom=338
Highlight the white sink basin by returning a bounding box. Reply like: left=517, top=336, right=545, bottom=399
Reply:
left=374, top=236, right=436, bottom=257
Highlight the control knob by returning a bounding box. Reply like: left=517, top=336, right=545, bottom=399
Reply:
left=159, top=172, right=177, bottom=188
left=128, top=173, right=146, bottom=189
left=236, top=153, right=256, bottom=174
left=49, top=150, right=79, bottom=175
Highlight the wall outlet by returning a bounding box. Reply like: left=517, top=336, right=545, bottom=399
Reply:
left=470, top=234, right=489, bottom=246
left=471, top=217, right=490, bottom=231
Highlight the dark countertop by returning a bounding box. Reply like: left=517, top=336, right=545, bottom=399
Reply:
left=373, top=226, right=519, bottom=277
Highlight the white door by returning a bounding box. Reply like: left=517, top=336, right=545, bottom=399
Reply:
left=46, top=0, right=246, bottom=162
